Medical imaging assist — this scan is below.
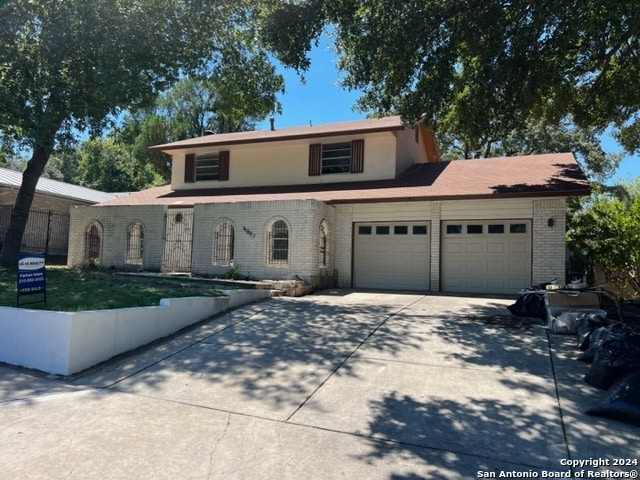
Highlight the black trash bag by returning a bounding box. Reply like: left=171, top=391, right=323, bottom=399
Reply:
left=584, top=344, right=624, bottom=389
left=621, top=299, right=640, bottom=324
left=507, top=292, right=546, bottom=321
left=578, top=326, right=610, bottom=363
left=587, top=369, right=640, bottom=426
left=576, top=313, right=609, bottom=351
left=584, top=332, right=640, bottom=389
left=610, top=334, right=640, bottom=368
left=578, top=324, right=633, bottom=363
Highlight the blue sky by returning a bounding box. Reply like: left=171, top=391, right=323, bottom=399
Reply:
left=259, top=38, right=639, bottom=185
left=257, top=38, right=363, bottom=130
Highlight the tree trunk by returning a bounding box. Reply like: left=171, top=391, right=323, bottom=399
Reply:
left=0, top=128, right=58, bottom=269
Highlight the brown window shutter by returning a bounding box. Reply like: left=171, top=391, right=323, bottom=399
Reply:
left=184, top=153, right=195, bottom=183
left=350, top=139, right=364, bottom=173
left=218, top=150, right=230, bottom=181
left=308, top=143, right=321, bottom=176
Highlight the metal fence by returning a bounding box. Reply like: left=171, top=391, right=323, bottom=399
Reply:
left=0, top=205, right=70, bottom=257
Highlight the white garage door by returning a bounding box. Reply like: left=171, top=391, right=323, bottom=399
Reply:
left=441, top=220, right=531, bottom=294
left=353, top=222, right=430, bottom=291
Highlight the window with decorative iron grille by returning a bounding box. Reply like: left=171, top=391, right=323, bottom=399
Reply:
left=267, top=220, right=289, bottom=264
left=213, top=220, right=235, bottom=265
left=84, top=222, right=102, bottom=262
left=319, top=221, right=327, bottom=266
left=125, top=222, right=144, bottom=265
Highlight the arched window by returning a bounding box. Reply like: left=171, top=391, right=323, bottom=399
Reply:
left=125, top=222, right=144, bottom=265
left=319, top=220, right=328, bottom=267
left=213, top=219, right=235, bottom=265
left=84, top=222, right=102, bottom=264
left=267, top=219, right=289, bottom=265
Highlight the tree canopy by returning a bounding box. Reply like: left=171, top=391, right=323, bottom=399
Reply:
left=438, top=117, right=623, bottom=181
left=114, top=65, right=284, bottom=181
left=0, top=0, right=270, bottom=267
left=75, top=138, right=157, bottom=192
left=262, top=0, right=640, bottom=154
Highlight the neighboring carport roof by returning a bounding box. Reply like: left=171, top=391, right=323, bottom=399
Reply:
left=0, top=167, right=119, bottom=204
left=97, top=153, right=591, bottom=207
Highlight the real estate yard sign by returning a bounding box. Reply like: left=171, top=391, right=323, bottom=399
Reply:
left=17, top=253, right=46, bottom=306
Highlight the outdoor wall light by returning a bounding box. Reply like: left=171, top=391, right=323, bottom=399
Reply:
left=547, top=217, right=554, bottom=227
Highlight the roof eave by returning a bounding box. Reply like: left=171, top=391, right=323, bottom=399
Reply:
left=149, top=124, right=406, bottom=152
left=326, top=188, right=592, bottom=205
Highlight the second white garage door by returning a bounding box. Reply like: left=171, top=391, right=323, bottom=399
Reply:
left=441, top=220, right=531, bottom=295
left=353, top=222, right=430, bottom=291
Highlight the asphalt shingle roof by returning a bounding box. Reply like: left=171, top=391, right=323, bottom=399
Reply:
left=150, top=116, right=407, bottom=151
left=98, top=153, right=590, bottom=207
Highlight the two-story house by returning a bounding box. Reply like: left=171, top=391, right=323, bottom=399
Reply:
left=66, top=116, right=590, bottom=294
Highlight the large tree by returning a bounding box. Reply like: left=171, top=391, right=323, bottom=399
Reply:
left=116, top=60, right=284, bottom=181
left=438, top=117, right=623, bottom=181
left=0, top=0, right=262, bottom=267
left=75, top=138, right=157, bottom=192
left=158, top=54, right=284, bottom=136
left=115, top=112, right=181, bottom=181
left=262, top=0, right=640, bottom=153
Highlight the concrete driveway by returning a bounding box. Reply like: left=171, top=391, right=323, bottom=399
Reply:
left=0, top=291, right=638, bottom=479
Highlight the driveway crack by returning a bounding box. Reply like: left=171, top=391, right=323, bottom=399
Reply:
left=544, top=329, right=572, bottom=462
left=208, top=412, right=231, bottom=479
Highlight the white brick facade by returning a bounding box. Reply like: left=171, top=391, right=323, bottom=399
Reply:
left=68, top=194, right=566, bottom=291
left=532, top=198, right=567, bottom=285
left=334, top=205, right=354, bottom=288
left=68, top=200, right=337, bottom=286
left=67, top=195, right=570, bottom=293
left=192, top=199, right=335, bottom=283
left=430, top=202, right=442, bottom=291
left=67, top=205, right=167, bottom=270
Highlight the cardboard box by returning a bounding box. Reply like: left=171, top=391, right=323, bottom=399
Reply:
left=545, top=290, right=606, bottom=333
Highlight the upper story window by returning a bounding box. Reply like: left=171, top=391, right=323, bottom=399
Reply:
left=309, top=139, right=364, bottom=176
left=184, top=151, right=229, bottom=183
left=321, top=142, right=351, bottom=174
left=195, top=153, right=219, bottom=181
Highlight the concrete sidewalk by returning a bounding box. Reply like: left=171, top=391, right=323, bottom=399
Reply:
left=0, top=292, right=637, bottom=479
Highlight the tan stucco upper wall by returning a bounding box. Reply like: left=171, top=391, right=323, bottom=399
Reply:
left=395, top=128, right=428, bottom=173
left=0, top=187, right=92, bottom=213
left=170, top=129, right=419, bottom=190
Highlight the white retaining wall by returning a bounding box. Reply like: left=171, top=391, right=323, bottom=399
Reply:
left=0, top=289, right=271, bottom=376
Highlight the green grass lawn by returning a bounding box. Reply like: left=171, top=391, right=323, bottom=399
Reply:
left=0, top=266, right=224, bottom=311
